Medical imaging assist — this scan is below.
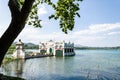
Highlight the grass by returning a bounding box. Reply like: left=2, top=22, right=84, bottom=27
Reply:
left=2, top=57, right=16, bottom=64
left=7, top=49, right=15, bottom=54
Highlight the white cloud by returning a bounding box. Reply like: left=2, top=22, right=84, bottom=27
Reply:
left=74, top=23, right=120, bottom=36
left=15, top=23, right=120, bottom=47
left=108, top=31, right=120, bottom=35
left=89, top=23, right=120, bottom=33
left=38, top=5, right=47, bottom=16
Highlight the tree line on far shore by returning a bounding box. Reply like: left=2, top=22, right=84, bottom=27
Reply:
left=7, top=43, right=39, bottom=54
left=75, top=46, right=120, bottom=50
left=8, top=42, right=120, bottom=54
left=9, top=43, right=39, bottom=49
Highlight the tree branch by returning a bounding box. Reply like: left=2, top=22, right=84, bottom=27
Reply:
left=20, top=0, right=35, bottom=23
left=8, top=0, right=21, bottom=20
left=0, top=0, right=35, bottom=66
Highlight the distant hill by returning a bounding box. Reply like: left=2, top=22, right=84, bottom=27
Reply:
left=74, top=44, right=120, bottom=50
left=24, top=43, right=39, bottom=49
left=75, top=46, right=120, bottom=50
left=74, top=44, right=85, bottom=47
left=13, top=42, right=120, bottom=50
left=24, top=43, right=36, bottom=46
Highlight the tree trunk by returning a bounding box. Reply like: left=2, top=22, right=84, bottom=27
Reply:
left=0, top=0, right=35, bottom=66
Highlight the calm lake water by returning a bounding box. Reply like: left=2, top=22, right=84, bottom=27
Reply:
left=0, top=49, right=120, bottom=80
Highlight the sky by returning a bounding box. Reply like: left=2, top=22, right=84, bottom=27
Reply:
left=0, top=0, right=120, bottom=47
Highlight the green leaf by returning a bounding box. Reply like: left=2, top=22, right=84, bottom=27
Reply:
left=18, top=0, right=83, bottom=33
left=76, top=13, right=80, bottom=17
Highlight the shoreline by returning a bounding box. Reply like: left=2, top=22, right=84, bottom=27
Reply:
left=0, top=73, right=24, bottom=80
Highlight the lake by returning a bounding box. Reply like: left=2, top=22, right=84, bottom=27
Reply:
left=0, top=49, right=120, bottom=80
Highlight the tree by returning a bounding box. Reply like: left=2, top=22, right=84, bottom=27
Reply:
left=0, top=0, right=82, bottom=66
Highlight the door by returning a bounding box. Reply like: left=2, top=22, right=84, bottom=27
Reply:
left=49, top=48, right=53, bottom=55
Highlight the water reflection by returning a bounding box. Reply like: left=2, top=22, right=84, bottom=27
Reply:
left=1, top=50, right=120, bottom=80
left=14, top=59, right=24, bottom=77
left=21, top=57, right=67, bottom=79
left=1, top=59, right=24, bottom=77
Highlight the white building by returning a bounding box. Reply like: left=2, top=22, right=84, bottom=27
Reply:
left=12, top=39, right=25, bottom=59
left=39, top=40, right=75, bottom=56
